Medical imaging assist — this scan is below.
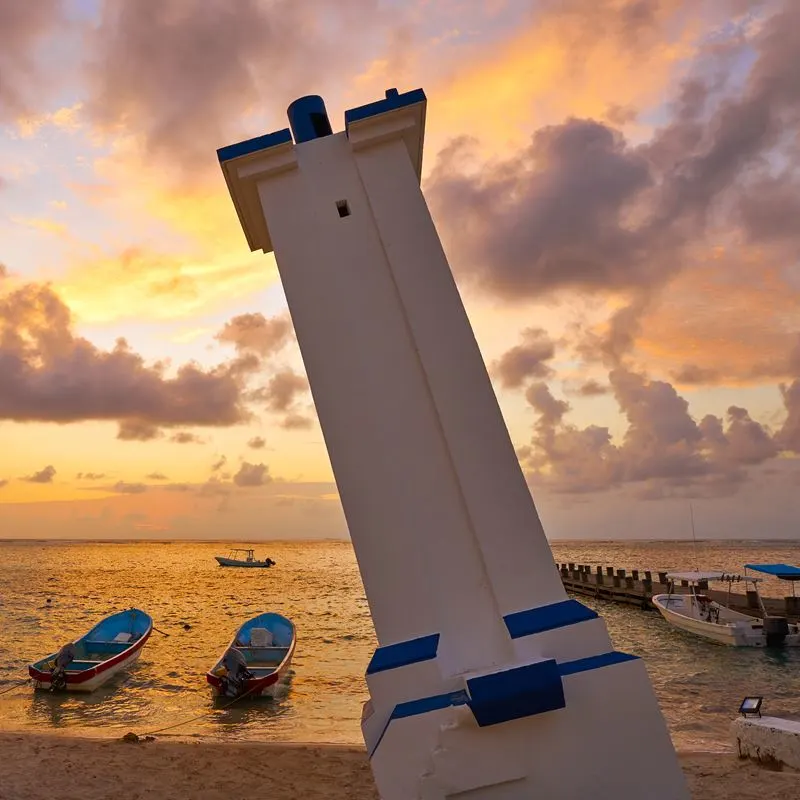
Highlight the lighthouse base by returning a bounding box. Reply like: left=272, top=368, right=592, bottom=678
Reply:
left=364, top=652, right=688, bottom=799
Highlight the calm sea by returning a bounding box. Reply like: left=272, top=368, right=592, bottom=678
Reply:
left=1, top=539, right=800, bottom=752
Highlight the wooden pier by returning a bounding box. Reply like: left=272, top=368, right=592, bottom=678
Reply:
left=557, top=563, right=800, bottom=622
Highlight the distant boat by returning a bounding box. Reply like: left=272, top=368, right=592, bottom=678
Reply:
left=652, top=571, right=800, bottom=647
left=206, top=612, right=295, bottom=699
left=214, top=548, right=275, bottom=568
left=28, top=608, right=152, bottom=692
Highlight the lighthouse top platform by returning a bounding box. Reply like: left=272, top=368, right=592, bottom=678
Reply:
left=217, top=89, right=427, bottom=255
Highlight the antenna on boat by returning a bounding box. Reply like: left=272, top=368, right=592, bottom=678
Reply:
left=689, top=502, right=698, bottom=572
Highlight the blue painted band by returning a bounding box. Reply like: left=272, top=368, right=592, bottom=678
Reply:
left=369, top=689, right=468, bottom=758
left=467, top=658, right=565, bottom=727
left=368, top=649, right=639, bottom=758
left=393, top=689, right=469, bottom=721
left=557, top=650, right=638, bottom=677
left=344, top=87, right=426, bottom=128
left=217, top=129, right=293, bottom=163
left=504, top=599, right=598, bottom=639
left=366, top=633, right=440, bottom=675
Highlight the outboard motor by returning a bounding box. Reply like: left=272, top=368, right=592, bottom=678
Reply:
left=764, top=615, right=790, bottom=647
left=50, top=643, right=76, bottom=692
left=220, top=647, right=254, bottom=698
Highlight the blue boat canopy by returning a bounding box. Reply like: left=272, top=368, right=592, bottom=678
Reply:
left=745, top=563, right=800, bottom=581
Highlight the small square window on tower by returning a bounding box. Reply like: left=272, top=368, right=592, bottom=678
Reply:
left=336, top=200, right=351, bottom=218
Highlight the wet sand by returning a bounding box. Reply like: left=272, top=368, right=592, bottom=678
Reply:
left=2, top=732, right=799, bottom=799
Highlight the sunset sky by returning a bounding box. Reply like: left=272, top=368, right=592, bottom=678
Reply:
left=1, top=0, right=799, bottom=540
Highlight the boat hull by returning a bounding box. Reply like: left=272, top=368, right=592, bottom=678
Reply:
left=206, top=612, right=295, bottom=699
left=207, top=665, right=289, bottom=698
left=653, top=594, right=800, bottom=647
left=215, top=557, right=271, bottom=568
left=28, top=609, right=153, bottom=692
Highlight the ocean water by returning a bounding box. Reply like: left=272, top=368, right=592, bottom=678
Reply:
left=1, top=538, right=800, bottom=752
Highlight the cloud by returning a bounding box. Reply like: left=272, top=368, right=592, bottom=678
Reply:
left=110, top=481, right=148, bottom=494
left=247, top=369, right=312, bottom=429
left=170, top=431, right=204, bottom=444
left=17, top=103, right=83, bottom=138
left=198, top=476, right=231, bottom=497
left=216, top=313, right=293, bottom=358
left=233, top=461, right=271, bottom=488
left=10, top=216, right=70, bottom=239
left=494, top=328, right=556, bottom=388
left=576, top=380, right=609, bottom=397
left=0, top=282, right=249, bottom=429
left=281, top=413, right=313, bottom=430
left=258, top=370, right=309, bottom=412
left=776, top=380, right=800, bottom=453
left=428, top=121, right=656, bottom=299
left=211, top=455, right=227, bottom=472
left=76, top=472, right=106, bottom=480
left=519, top=366, right=783, bottom=497
left=0, top=479, right=8, bottom=489
left=82, top=0, right=395, bottom=182
left=247, top=436, right=266, bottom=449
left=21, top=465, right=56, bottom=484
left=117, top=420, right=162, bottom=441
left=146, top=472, right=168, bottom=481
left=0, top=3, right=64, bottom=122
left=428, top=2, right=800, bottom=375
left=670, top=364, right=722, bottom=386
left=58, top=243, right=271, bottom=326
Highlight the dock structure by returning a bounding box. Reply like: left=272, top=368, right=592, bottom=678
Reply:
left=557, top=563, right=800, bottom=621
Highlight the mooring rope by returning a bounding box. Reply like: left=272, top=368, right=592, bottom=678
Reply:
left=132, top=681, right=266, bottom=739
left=0, top=677, right=30, bottom=696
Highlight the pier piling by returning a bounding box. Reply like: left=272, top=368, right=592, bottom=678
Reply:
left=556, top=562, right=800, bottom=620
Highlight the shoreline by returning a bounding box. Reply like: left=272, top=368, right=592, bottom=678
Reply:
left=3, top=731, right=799, bottom=799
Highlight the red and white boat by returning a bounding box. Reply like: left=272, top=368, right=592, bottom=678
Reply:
left=29, top=608, right=152, bottom=692
left=206, top=612, right=295, bottom=699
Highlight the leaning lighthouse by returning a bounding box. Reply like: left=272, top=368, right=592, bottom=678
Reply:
left=218, top=89, right=689, bottom=799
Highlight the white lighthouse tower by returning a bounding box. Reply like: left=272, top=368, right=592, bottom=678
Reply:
left=218, top=89, right=689, bottom=799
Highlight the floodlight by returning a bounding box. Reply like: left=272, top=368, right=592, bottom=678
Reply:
left=739, top=696, right=763, bottom=718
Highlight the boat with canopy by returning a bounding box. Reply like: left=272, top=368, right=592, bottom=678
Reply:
left=214, top=549, right=275, bottom=568
left=652, top=570, right=800, bottom=647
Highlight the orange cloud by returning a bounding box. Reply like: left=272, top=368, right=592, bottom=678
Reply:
left=59, top=244, right=271, bottom=324
left=16, top=103, right=84, bottom=138
left=10, top=216, right=70, bottom=239
left=635, top=248, right=800, bottom=386
left=423, top=0, right=722, bottom=160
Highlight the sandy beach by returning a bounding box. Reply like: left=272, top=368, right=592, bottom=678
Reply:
left=2, top=732, right=799, bottom=800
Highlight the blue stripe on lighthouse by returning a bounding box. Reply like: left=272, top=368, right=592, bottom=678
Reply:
left=368, top=649, right=640, bottom=758
left=344, top=88, right=427, bottom=128
left=366, top=633, right=440, bottom=675
left=503, top=599, right=598, bottom=639
left=217, top=128, right=293, bottom=163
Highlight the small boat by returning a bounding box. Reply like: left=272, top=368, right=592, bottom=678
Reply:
left=28, top=608, right=153, bottom=692
left=214, top=549, right=275, bottom=568
left=206, top=612, right=295, bottom=698
left=652, top=571, right=800, bottom=647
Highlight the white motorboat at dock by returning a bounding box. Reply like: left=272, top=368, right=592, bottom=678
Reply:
left=653, top=570, right=800, bottom=647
